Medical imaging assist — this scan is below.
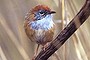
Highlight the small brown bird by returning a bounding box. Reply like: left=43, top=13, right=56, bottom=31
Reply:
left=24, top=5, right=56, bottom=59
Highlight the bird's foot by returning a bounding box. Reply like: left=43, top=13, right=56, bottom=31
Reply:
left=42, top=42, right=50, bottom=51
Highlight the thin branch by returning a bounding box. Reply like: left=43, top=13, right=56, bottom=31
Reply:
left=35, top=0, right=90, bottom=60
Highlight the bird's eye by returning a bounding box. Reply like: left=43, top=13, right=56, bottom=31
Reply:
left=39, top=12, right=44, bottom=15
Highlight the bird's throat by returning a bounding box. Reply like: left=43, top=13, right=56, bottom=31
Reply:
left=30, top=15, right=54, bottom=30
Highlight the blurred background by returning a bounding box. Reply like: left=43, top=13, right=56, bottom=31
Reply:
left=0, top=0, right=90, bottom=60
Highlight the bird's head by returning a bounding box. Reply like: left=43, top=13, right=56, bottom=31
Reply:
left=25, top=5, right=56, bottom=21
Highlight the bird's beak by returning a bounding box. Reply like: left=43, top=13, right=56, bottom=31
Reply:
left=48, top=11, right=56, bottom=14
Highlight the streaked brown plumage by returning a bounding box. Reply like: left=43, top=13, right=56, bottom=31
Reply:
left=24, top=5, right=56, bottom=59
left=24, top=20, right=55, bottom=45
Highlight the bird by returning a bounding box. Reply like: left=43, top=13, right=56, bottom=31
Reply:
left=24, top=5, right=56, bottom=59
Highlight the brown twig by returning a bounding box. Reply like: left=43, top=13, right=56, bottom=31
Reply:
left=35, top=0, right=90, bottom=60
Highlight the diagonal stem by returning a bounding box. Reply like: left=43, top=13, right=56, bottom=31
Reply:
left=35, top=0, right=90, bottom=60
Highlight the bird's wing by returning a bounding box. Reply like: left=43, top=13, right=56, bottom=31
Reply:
left=24, top=20, right=35, bottom=42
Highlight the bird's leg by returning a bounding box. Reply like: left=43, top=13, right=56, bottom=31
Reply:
left=42, top=42, right=50, bottom=51
left=34, top=44, right=39, bottom=56
left=32, top=44, right=40, bottom=60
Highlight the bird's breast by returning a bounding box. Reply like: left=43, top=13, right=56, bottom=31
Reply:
left=24, top=17, right=55, bottom=45
left=33, top=28, right=54, bottom=45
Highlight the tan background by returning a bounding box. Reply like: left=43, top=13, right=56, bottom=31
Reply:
left=0, top=0, right=90, bottom=60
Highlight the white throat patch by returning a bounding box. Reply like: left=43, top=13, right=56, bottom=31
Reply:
left=30, top=15, right=54, bottom=30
